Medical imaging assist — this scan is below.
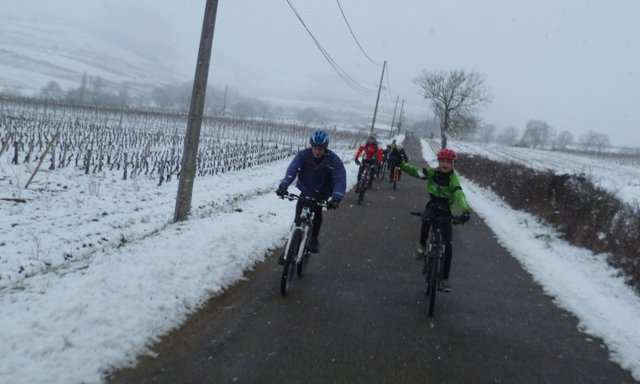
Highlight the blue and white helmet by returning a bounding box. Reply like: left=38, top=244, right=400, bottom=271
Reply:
left=309, top=130, right=329, bottom=147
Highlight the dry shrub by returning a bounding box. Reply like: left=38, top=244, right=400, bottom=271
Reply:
left=457, top=154, right=640, bottom=293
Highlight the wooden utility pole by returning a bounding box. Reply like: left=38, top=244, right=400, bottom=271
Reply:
left=369, top=60, right=387, bottom=137
left=397, top=99, right=405, bottom=134
left=221, top=84, right=228, bottom=116
left=389, top=95, right=399, bottom=138
left=174, top=0, right=219, bottom=223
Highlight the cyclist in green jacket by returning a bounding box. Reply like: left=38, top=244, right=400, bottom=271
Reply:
left=400, top=147, right=471, bottom=292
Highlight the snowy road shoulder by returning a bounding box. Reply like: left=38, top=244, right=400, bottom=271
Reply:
left=461, top=176, right=640, bottom=380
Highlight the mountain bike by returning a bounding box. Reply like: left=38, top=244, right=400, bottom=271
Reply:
left=411, top=210, right=461, bottom=317
left=356, top=160, right=375, bottom=205
left=279, top=193, right=328, bottom=295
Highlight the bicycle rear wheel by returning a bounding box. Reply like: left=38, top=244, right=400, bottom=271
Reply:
left=280, top=229, right=302, bottom=295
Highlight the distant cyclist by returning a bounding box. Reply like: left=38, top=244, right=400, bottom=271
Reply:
left=387, top=143, right=408, bottom=183
left=276, top=130, right=346, bottom=255
left=354, top=135, right=383, bottom=191
left=400, top=147, right=471, bottom=292
left=382, top=144, right=392, bottom=164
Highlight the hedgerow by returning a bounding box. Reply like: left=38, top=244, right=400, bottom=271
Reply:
left=457, top=154, right=640, bottom=293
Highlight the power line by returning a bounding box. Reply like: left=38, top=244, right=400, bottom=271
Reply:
left=383, top=63, right=394, bottom=108
left=335, top=0, right=382, bottom=66
left=285, top=0, right=376, bottom=96
left=334, top=0, right=397, bottom=116
left=377, top=64, right=394, bottom=116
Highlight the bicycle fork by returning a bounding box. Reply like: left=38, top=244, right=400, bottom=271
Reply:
left=283, top=212, right=314, bottom=264
left=426, top=241, right=444, bottom=278
left=283, top=225, right=306, bottom=262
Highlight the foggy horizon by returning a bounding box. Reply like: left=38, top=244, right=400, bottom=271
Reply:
left=1, top=0, right=639, bottom=147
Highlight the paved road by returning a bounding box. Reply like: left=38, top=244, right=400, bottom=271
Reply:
left=108, top=138, right=636, bottom=384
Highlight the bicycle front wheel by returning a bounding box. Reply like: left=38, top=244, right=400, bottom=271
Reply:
left=280, top=229, right=303, bottom=295
left=427, top=254, right=439, bottom=317
left=297, top=241, right=310, bottom=277
left=357, top=179, right=366, bottom=204
left=423, top=257, right=431, bottom=295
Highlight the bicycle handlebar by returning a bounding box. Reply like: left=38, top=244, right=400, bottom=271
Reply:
left=281, top=192, right=329, bottom=208
left=357, top=159, right=380, bottom=167
left=409, top=212, right=463, bottom=225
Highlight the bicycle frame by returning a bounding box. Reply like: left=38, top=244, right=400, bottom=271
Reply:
left=279, top=193, right=327, bottom=295
left=427, top=219, right=447, bottom=259
left=410, top=210, right=457, bottom=317
left=359, top=161, right=374, bottom=186
left=283, top=204, right=313, bottom=265
left=357, top=161, right=375, bottom=204
left=424, top=216, right=450, bottom=317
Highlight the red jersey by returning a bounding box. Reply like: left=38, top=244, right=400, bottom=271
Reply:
left=355, top=143, right=383, bottom=163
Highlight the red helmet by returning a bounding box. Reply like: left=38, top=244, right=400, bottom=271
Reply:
left=437, top=148, right=457, bottom=161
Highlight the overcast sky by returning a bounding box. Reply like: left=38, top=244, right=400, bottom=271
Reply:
left=3, top=0, right=639, bottom=147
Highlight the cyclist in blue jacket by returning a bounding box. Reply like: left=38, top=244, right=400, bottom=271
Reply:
left=276, top=130, right=346, bottom=255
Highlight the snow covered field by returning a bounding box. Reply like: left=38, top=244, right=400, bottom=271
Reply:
left=450, top=140, right=640, bottom=206
left=0, top=137, right=639, bottom=383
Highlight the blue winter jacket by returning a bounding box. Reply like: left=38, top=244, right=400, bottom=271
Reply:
left=280, top=148, right=346, bottom=202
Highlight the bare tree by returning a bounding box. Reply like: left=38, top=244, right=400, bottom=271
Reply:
left=40, top=81, right=64, bottom=101
left=118, top=82, right=131, bottom=107
left=413, top=69, right=491, bottom=148
left=580, top=130, right=610, bottom=152
left=451, top=114, right=479, bottom=141
left=555, top=130, right=573, bottom=150
left=521, top=120, right=552, bottom=149
left=476, top=124, right=496, bottom=144
left=498, top=126, right=519, bottom=146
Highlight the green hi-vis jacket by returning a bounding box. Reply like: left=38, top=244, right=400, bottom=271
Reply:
left=400, top=161, right=471, bottom=214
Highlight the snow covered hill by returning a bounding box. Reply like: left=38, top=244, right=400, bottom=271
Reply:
left=0, top=5, right=190, bottom=96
